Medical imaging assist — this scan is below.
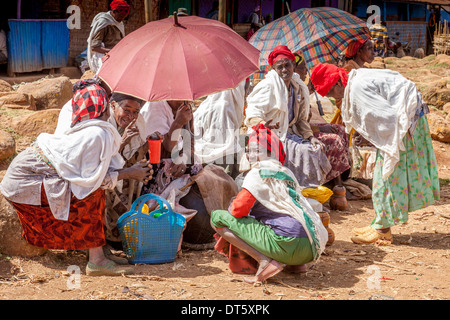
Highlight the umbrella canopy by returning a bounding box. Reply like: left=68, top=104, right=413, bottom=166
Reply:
left=98, top=15, right=260, bottom=101
left=249, top=7, right=370, bottom=69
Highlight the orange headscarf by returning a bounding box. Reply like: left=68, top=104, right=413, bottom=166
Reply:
left=345, top=39, right=369, bottom=59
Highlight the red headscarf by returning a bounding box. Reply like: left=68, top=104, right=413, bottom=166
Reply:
left=71, top=80, right=109, bottom=127
left=268, top=45, right=296, bottom=66
left=310, top=63, right=349, bottom=97
left=345, top=38, right=369, bottom=58
left=248, top=123, right=286, bottom=164
left=110, top=0, right=130, bottom=11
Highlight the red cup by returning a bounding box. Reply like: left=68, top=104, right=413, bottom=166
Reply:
left=148, top=138, right=161, bottom=164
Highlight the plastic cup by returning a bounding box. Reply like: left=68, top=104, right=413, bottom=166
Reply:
left=148, top=138, right=161, bottom=164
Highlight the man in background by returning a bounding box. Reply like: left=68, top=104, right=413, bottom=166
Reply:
left=370, top=20, right=389, bottom=57
left=87, top=0, right=130, bottom=73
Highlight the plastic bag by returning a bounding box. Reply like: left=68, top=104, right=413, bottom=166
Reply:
left=301, top=186, right=333, bottom=204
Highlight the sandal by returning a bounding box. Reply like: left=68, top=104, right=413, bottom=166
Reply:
left=351, top=228, right=393, bottom=245
left=86, top=260, right=133, bottom=276
left=103, top=246, right=129, bottom=265
left=352, top=225, right=374, bottom=235
left=243, top=260, right=285, bottom=284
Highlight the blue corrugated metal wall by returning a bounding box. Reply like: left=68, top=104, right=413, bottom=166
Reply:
left=7, top=19, right=69, bottom=73
left=41, top=20, right=70, bottom=69
left=7, top=20, right=43, bottom=73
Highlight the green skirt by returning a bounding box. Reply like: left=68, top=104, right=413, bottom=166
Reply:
left=371, top=116, right=440, bottom=229
left=211, top=210, right=313, bottom=265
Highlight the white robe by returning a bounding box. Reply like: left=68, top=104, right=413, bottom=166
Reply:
left=193, top=81, right=245, bottom=164
left=342, top=68, right=420, bottom=179
left=55, top=99, right=147, bottom=161
left=0, top=119, right=124, bottom=221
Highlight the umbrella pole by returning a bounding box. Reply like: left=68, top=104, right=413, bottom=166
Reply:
left=307, top=68, right=324, bottom=116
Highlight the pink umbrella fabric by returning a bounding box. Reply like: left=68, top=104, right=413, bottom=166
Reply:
left=98, top=15, right=260, bottom=101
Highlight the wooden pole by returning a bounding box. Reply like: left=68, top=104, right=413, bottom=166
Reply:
left=144, top=0, right=151, bottom=23
left=219, top=0, right=226, bottom=23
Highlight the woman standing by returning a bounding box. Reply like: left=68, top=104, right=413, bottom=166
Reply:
left=310, top=63, right=440, bottom=244
left=0, top=80, right=153, bottom=275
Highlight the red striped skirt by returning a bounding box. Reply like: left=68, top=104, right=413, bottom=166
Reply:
left=11, top=185, right=107, bottom=250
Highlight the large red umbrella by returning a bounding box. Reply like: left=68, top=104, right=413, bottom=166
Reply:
left=98, top=15, right=260, bottom=101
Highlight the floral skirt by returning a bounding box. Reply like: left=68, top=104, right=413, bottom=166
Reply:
left=11, top=185, right=107, bottom=250
left=313, top=123, right=351, bottom=182
left=371, top=116, right=440, bottom=229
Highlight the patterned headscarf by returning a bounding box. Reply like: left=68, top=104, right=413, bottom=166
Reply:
left=71, top=80, right=109, bottom=127
left=310, top=63, right=349, bottom=97
left=248, top=123, right=286, bottom=164
left=345, top=38, right=369, bottom=58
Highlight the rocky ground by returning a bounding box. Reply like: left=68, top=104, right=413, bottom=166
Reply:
left=0, top=55, right=449, bottom=303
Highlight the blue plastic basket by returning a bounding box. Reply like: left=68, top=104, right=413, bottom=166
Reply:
left=117, top=193, right=185, bottom=264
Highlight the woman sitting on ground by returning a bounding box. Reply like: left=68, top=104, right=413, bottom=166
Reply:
left=141, top=100, right=215, bottom=245
left=0, top=80, right=153, bottom=276
left=211, top=124, right=328, bottom=284
left=245, top=45, right=331, bottom=189
left=294, top=53, right=352, bottom=190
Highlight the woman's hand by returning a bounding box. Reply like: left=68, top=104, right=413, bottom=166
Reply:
left=167, top=162, right=187, bottom=178
left=120, top=119, right=140, bottom=152
left=309, top=136, right=325, bottom=149
left=353, top=132, right=373, bottom=147
left=146, top=131, right=164, bottom=141
left=264, top=119, right=280, bottom=130
left=318, top=124, right=337, bottom=134
left=118, top=159, right=153, bottom=183
left=174, top=103, right=193, bottom=127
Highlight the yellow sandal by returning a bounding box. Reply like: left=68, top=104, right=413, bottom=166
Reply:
left=351, top=225, right=374, bottom=235
left=351, top=228, right=393, bottom=245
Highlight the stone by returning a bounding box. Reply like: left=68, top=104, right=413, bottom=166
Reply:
left=427, top=111, right=450, bottom=143
left=0, top=79, right=13, bottom=92
left=0, top=193, right=47, bottom=257
left=0, top=130, right=15, bottom=160
left=10, top=109, right=61, bottom=138
left=16, top=76, right=73, bottom=110
left=413, top=48, right=425, bottom=59
left=443, top=102, right=450, bottom=115
left=0, top=91, right=36, bottom=110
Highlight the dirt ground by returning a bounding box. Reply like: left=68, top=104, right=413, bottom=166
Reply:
left=0, top=56, right=449, bottom=303
left=0, top=144, right=448, bottom=303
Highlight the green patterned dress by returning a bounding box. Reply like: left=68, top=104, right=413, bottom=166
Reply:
left=371, top=115, right=440, bottom=229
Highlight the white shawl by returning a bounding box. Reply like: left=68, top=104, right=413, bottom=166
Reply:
left=87, top=11, right=125, bottom=72
left=55, top=99, right=147, bottom=161
left=342, top=69, right=419, bottom=179
left=245, top=70, right=310, bottom=142
left=36, top=119, right=124, bottom=201
left=193, top=81, right=245, bottom=164
left=242, top=159, right=328, bottom=260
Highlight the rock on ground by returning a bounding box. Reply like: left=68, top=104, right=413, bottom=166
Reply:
left=16, top=76, right=73, bottom=110
left=10, top=109, right=61, bottom=138
left=0, top=194, right=47, bottom=257
left=0, top=130, right=15, bottom=160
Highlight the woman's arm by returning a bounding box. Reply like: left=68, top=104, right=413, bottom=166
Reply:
left=116, top=159, right=153, bottom=183
left=229, top=188, right=257, bottom=218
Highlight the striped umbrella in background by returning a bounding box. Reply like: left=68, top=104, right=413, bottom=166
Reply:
left=249, top=7, right=370, bottom=71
